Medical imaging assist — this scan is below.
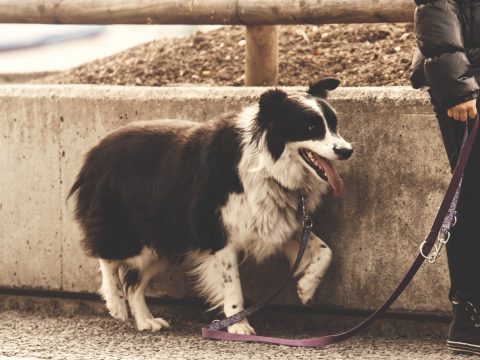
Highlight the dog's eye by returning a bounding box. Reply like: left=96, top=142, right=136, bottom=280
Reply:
left=308, top=125, right=316, bottom=132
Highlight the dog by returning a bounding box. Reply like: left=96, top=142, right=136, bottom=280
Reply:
left=68, top=78, right=353, bottom=334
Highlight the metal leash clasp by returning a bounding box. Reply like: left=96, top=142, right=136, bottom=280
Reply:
left=210, top=319, right=220, bottom=330
left=299, top=195, right=313, bottom=229
left=304, top=214, right=313, bottom=230
left=419, top=230, right=451, bottom=264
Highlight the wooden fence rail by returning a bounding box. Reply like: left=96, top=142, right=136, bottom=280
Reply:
left=0, top=0, right=414, bottom=25
left=0, top=0, right=415, bottom=85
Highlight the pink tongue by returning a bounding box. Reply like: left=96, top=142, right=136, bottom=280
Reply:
left=317, top=158, right=344, bottom=197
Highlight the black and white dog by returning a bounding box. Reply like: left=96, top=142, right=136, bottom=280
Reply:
left=69, top=79, right=352, bottom=335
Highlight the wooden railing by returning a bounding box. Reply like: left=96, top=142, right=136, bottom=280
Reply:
left=0, top=0, right=415, bottom=85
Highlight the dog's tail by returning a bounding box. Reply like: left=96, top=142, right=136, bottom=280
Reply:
left=66, top=163, right=100, bottom=233
left=67, top=172, right=85, bottom=201
left=66, top=162, right=93, bottom=221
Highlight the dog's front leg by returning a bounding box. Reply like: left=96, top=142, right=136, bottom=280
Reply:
left=283, top=234, right=332, bottom=305
left=214, top=245, right=256, bottom=335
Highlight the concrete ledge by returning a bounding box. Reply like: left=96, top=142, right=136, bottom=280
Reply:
left=0, top=85, right=450, bottom=314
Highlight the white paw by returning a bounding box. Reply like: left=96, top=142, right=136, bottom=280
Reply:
left=228, top=320, right=256, bottom=335
left=105, top=297, right=129, bottom=321
left=136, top=317, right=170, bottom=332
left=297, top=275, right=321, bottom=305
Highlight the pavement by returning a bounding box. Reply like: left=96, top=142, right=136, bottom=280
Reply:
left=0, top=295, right=474, bottom=360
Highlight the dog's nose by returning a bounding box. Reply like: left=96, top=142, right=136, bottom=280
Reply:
left=334, top=147, right=353, bottom=160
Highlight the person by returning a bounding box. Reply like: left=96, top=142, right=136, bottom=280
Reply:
left=410, top=0, right=480, bottom=355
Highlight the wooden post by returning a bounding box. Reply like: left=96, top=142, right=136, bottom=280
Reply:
left=245, top=25, right=278, bottom=86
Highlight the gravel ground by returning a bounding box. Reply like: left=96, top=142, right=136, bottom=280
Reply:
left=0, top=310, right=458, bottom=360
left=36, top=24, right=415, bottom=87
left=0, top=297, right=474, bottom=360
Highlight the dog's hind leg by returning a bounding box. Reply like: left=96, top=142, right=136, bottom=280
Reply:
left=99, top=259, right=128, bottom=321
left=191, top=245, right=255, bottom=335
left=283, top=234, right=332, bottom=305
left=123, top=258, right=170, bottom=332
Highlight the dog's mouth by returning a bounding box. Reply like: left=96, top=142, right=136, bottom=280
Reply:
left=299, top=149, right=344, bottom=197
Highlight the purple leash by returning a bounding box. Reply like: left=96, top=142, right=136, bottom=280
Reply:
left=202, top=115, right=479, bottom=347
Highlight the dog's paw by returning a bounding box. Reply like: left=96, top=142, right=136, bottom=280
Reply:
left=228, top=320, right=256, bottom=335
left=136, top=317, right=170, bottom=332
left=105, top=298, right=129, bottom=321
left=297, top=275, right=320, bottom=305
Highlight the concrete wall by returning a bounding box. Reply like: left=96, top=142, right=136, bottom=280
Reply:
left=0, top=85, right=452, bottom=314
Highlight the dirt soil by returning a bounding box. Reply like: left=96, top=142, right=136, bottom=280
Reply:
left=37, top=24, right=416, bottom=87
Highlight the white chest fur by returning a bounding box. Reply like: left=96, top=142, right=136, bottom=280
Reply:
left=221, top=181, right=298, bottom=261
left=221, top=155, right=328, bottom=262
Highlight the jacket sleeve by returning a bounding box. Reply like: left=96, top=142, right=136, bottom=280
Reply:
left=414, top=0, right=479, bottom=108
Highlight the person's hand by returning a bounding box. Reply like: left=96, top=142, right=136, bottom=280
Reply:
left=448, top=99, right=477, bottom=121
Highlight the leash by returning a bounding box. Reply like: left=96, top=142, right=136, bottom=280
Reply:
left=202, top=115, right=479, bottom=347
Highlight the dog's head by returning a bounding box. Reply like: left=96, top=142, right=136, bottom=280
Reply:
left=254, top=78, right=352, bottom=196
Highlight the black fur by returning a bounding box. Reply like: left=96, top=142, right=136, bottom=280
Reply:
left=317, top=98, right=338, bottom=134
left=69, top=117, right=244, bottom=261
left=121, top=267, right=141, bottom=293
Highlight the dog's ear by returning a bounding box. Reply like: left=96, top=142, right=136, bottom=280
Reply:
left=258, top=89, right=288, bottom=119
left=258, top=89, right=288, bottom=160
left=307, top=78, right=340, bottom=98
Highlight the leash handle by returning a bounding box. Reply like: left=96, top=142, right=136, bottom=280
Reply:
left=203, top=116, right=479, bottom=347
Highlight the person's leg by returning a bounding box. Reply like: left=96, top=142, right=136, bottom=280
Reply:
left=448, top=128, right=480, bottom=300
left=433, top=95, right=480, bottom=354
left=432, top=98, right=480, bottom=300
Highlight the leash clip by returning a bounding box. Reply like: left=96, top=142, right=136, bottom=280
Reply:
left=299, top=195, right=313, bottom=229
left=210, top=319, right=220, bottom=330
left=303, top=215, right=313, bottom=230
left=419, top=230, right=450, bottom=264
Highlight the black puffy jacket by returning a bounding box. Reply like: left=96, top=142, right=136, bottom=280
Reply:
left=410, top=0, right=480, bottom=108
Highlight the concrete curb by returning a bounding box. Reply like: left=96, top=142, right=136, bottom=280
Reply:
left=0, top=85, right=450, bottom=313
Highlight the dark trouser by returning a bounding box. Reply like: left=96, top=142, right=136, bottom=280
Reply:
left=432, top=95, right=480, bottom=302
